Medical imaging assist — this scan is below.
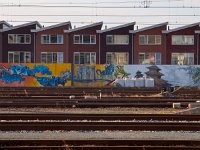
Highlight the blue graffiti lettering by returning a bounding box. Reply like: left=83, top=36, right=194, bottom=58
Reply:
left=33, top=65, right=52, bottom=75
left=0, top=71, right=25, bottom=83
left=9, top=65, right=36, bottom=76
left=96, top=64, right=115, bottom=78
left=0, top=65, right=71, bottom=86
left=35, top=76, right=67, bottom=87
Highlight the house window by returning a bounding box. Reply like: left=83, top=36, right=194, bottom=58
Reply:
left=172, top=35, right=194, bottom=45
left=171, top=53, right=194, bottom=65
left=41, top=35, right=64, bottom=44
left=106, top=52, right=129, bottom=65
left=73, top=35, right=96, bottom=44
left=41, top=52, right=63, bottom=63
left=74, top=35, right=81, bottom=44
left=139, top=35, right=161, bottom=45
left=106, top=35, right=129, bottom=45
left=8, top=34, right=31, bottom=44
left=74, top=52, right=96, bottom=64
left=83, top=35, right=90, bottom=44
left=8, top=51, right=31, bottom=63
left=139, top=52, right=161, bottom=65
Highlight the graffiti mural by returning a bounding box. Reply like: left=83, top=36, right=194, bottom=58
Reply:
left=96, top=64, right=115, bottom=78
left=180, top=66, right=200, bottom=85
left=192, top=67, right=200, bottom=84
left=122, top=65, right=200, bottom=87
left=0, top=64, right=71, bottom=87
left=74, top=64, right=116, bottom=86
left=0, top=63, right=200, bottom=87
left=76, top=66, right=96, bottom=81
left=74, top=64, right=200, bottom=87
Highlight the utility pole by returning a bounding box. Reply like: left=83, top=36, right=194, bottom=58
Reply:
left=141, top=0, right=152, bottom=8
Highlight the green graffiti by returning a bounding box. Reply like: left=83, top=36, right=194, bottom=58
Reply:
left=192, top=67, right=200, bottom=83
left=114, top=65, right=130, bottom=78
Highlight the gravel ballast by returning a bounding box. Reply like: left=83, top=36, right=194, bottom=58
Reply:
left=0, top=131, right=200, bottom=140
left=0, top=107, right=185, bottom=114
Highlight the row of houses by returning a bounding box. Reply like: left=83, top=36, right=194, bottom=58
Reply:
left=0, top=20, right=200, bottom=65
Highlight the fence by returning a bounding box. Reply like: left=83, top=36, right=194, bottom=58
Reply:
left=0, top=63, right=199, bottom=87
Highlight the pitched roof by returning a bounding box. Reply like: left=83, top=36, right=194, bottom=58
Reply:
left=97, top=22, right=135, bottom=33
left=162, top=22, right=200, bottom=34
left=129, top=22, right=168, bottom=34
left=0, top=21, right=12, bottom=28
left=146, top=65, right=161, bottom=71
left=32, top=21, right=71, bottom=32
left=0, top=21, right=42, bottom=32
left=64, top=22, right=103, bottom=33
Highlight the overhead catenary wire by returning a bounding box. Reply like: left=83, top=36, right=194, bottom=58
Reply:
left=0, top=0, right=199, bottom=9
left=1, top=0, right=200, bottom=26
left=2, top=14, right=200, bottom=17
left=0, top=4, right=200, bottom=8
left=4, top=20, right=197, bottom=26
left=0, top=0, right=189, bottom=5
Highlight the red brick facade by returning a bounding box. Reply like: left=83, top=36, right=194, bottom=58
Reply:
left=131, top=23, right=167, bottom=64
left=33, top=22, right=71, bottom=63
left=163, top=23, right=200, bottom=65
left=1, top=21, right=200, bottom=64
left=65, top=22, right=103, bottom=64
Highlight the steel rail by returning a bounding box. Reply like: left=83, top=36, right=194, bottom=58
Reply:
left=0, top=102, right=185, bottom=107
left=0, top=139, right=200, bottom=150
left=0, top=98, right=194, bottom=107
left=0, top=121, right=199, bottom=131
left=0, top=113, right=200, bottom=121
left=1, top=145, right=200, bottom=149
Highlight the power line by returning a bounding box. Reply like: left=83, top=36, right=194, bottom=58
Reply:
left=141, top=0, right=152, bottom=8
left=2, top=14, right=200, bottom=17
left=5, top=20, right=194, bottom=26
left=1, top=0, right=199, bottom=27
left=0, top=4, right=199, bottom=9
left=0, top=0, right=186, bottom=5
left=0, top=1, right=140, bottom=5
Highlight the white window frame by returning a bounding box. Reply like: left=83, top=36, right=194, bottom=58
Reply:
left=41, top=52, right=64, bottom=63
left=106, top=35, right=114, bottom=45
left=106, top=35, right=129, bottom=45
left=139, top=35, right=161, bottom=45
left=106, top=52, right=129, bottom=65
left=74, top=52, right=96, bottom=64
left=172, top=35, right=194, bottom=45
left=138, top=52, right=161, bottom=65
left=8, top=34, right=31, bottom=44
left=41, top=34, right=64, bottom=44
left=73, top=35, right=96, bottom=44
left=171, top=53, right=194, bottom=65
left=8, top=51, right=31, bottom=63
left=57, top=52, right=64, bottom=63
left=74, top=35, right=81, bottom=44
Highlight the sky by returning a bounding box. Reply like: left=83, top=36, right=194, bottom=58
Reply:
left=0, top=0, right=200, bottom=29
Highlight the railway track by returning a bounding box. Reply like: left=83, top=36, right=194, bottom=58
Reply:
left=0, top=113, right=200, bottom=121
left=0, top=113, right=200, bottom=131
left=0, top=121, right=200, bottom=131
left=0, top=97, right=198, bottom=107
left=0, top=139, right=200, bottom=150
left=0, top=87, right=161, bottom=95
left=0, top=87, right=199, bottom=149
left=0, top=87, right=199, bottom=98
left=0, top=87, right=199, bottom=108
